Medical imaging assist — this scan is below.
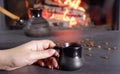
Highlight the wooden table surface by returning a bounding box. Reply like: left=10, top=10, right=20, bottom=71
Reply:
left=0, top=30, right=120, bottom=74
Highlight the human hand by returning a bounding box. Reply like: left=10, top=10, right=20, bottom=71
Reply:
left=0, top=40, right=58, bottom=71
left=37, top=50, right=59, bottom=69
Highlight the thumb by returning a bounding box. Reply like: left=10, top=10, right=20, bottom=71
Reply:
left=34, top=49, right=56, bottom=60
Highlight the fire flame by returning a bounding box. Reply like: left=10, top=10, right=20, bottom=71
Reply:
left=42, top=0, right=87, bottom=28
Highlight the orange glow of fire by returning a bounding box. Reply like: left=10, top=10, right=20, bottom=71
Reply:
left=25, top=0, right=31, bottom=18
left=42, top=0, right=87, bottom=28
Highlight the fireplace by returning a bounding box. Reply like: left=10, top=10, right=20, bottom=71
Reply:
left=1, top=0, right=120, bottom=30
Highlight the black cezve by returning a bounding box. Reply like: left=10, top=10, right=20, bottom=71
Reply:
left=17, top=8, right=52, bottom=37
left=54, top=42, right=83, bottom=71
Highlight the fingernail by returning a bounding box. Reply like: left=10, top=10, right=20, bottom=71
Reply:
left=57, top=66, right=59, bottom=69
left=55, top=64, right=58, bottom=68
left=49, top=49, right=56, bottom=55
left=56, top=54, right=60, bottom=57
left=48, top=65, right=52, bottom=69
left=41, top=62, right=45, bottom=67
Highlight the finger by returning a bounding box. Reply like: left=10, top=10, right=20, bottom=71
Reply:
left=41, top=40, right=56, bottom=49
left=37, top=60, right=45, bottom=67
left=49, top=57, right=58, bottom=68
left=45, top=59, right=52, bottom=69
left=54, top=50, right=60, bottom=57
left=35, top=40, right=56, bottom=51
left=34, top=49, right=56, bottom=60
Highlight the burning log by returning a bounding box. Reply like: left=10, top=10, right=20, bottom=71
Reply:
left=33, top=0, right=89, bottom=28
left=44, top=0, right=68, bottom=7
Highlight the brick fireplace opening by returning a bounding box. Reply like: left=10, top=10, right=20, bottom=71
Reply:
left=0, top=0, right=119, bottom=31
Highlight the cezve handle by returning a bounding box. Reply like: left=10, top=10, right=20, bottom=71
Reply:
left=0, top=6, right=20, bottom=20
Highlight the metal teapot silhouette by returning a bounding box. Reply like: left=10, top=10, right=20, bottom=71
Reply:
left=0, top=7, right=51, bottom=37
